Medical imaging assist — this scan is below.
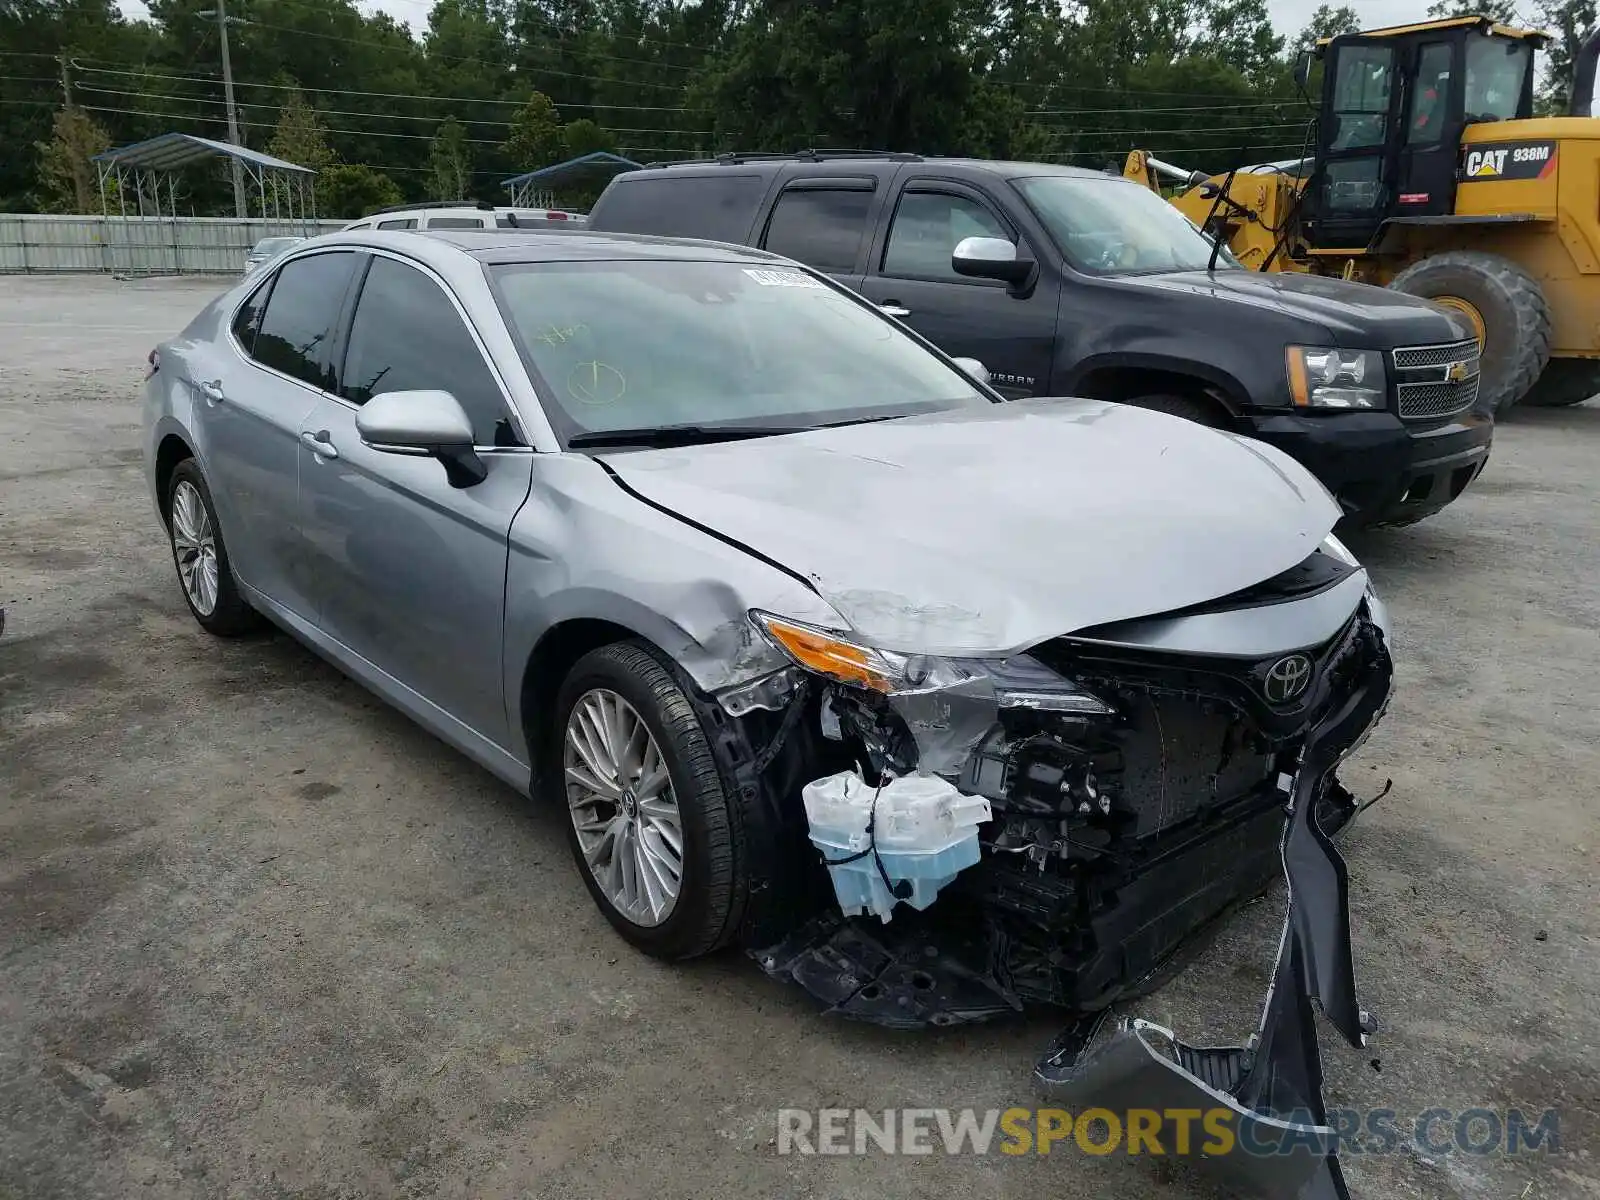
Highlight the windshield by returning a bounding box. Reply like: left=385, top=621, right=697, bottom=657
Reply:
left=254, top=238, right=299, bottom=255
left=1465, top=37, right=1532, bottom=122
left=489, top=260, right=989, bottom=445
left=1014, top=175, right=1240, bottom=275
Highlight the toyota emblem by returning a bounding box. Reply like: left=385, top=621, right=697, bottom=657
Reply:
left=1263, top=654, right=1313, bottom=704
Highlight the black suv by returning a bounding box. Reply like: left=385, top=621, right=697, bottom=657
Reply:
left=588, top=152, right=1493, bottom=527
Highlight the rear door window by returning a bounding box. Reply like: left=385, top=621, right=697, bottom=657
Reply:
left=251, top=251, right=359, bottom=390
left=377, top=217, right=417, bottom=230
left=339, top=255, right=517, bottom=446
left=761, top=185, right=875, bottom=273
left=591, top=174, right=766, bottom=239
left=231, top=275, right=273, bottom=355
left=425, top=216, right=489, bottom=229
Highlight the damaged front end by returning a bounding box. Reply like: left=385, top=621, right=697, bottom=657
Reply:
left=697, top=550, right=1393, bottom=1199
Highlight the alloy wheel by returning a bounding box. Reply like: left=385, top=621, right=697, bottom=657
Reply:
left=170, top=480, right=219, bottom=616
left=563, top=688, right=684, bottom=927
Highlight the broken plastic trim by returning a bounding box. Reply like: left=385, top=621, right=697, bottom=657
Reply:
left=1034, top=642, right=1392, bottom=1200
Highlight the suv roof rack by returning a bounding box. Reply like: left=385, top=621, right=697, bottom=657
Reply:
left=641, top=149, right=925, bottom=169
left=371, top=199, right=495, bottom=215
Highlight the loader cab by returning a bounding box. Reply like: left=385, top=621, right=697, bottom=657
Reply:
left=1305, top=17, right=1543, bottom=249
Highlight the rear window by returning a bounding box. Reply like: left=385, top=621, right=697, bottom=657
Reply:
left=589, top=173, right=766, bottom=240
left=426, top=216, right=489, bottom=229
left=761, top=186, right=874, bottom=273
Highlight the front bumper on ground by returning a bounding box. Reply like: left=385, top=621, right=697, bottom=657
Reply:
left=1242, top=408, right=1493, bottom=528
left=1035, top=639, right=1393, bottom=1200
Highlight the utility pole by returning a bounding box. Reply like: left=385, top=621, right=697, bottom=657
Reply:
left=58, top=54, right=94, bottom=213
left=212, top=0, right=247, bottom=218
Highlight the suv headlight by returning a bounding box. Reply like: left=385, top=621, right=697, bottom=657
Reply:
left=1286, top=346, right=1385, bottom=410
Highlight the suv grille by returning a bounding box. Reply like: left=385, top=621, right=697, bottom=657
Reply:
left=1392, top=338, right=1480, bottom=420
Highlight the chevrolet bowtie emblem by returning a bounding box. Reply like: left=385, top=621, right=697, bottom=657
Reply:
left=1448, top=362, right=1470, bottom=383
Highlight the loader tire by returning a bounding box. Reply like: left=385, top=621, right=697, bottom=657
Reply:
left=1519, top=359, right=1600, bottom=408
left=1389, top=251, right=1550, bottom=416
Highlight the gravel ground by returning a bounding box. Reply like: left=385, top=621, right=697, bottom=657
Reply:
left=1, top=274, right=1595, bottom=1200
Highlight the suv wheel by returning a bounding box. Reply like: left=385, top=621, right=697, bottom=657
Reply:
left=555, top=641, right=747, bottom=960
left=1127, top=393, right=1223, bottom=427
left=166, top=460, right=261, bottom=636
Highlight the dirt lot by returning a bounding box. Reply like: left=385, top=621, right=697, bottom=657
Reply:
left=1, top=273, right=1596, bottom=1200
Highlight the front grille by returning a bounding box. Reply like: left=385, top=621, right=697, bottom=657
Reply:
left=1392, top=339, right=1480, bottom=420
left=1393, top=338, right=1479, bottom=369
left=1399, top=375, right=1480, bottom=418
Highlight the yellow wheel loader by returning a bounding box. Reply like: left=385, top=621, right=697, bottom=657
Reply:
left=1125, top=15, right=1600, bottom=412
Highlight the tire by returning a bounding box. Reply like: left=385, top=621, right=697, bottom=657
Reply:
left=1389, top=251, right=1551, bottom=416
left=555, top=640, right=748, bottom=960
left=165, top=459, right=262, bottom=636
left=1520, top=359, right=1600, bottom=408
left=1125, top=392, right=1224, bottom=427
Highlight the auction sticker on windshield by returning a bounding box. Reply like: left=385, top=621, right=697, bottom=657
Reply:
left=744, top=268, right=826, bottom=288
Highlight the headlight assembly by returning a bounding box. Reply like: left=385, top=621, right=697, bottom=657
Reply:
left=1286, top=346, right=1386, bottom=410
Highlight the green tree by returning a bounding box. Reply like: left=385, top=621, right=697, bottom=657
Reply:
left=1535, top=0, right=1597, bottom=112
left=561, top=118, right=617, bottom=158
left=1293, top=4, right=1363, bottom=50
left=429, top=117, right=473, bottom=199
left=32, top=106, right=112, bottom=213
left=268, top=88, right=335, bottom=172
left=1428, top=0, right=1521, bottom=20
left=317, top=163, right=403, bottom=218
left=503, top=91, right=565, bottom=170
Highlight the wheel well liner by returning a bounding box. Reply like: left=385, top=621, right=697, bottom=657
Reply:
left=520, top=617, right=642, bottom=792
left=154, top=434, right=194, bottom=525
left=1071, top=361, right=1242, bottom=418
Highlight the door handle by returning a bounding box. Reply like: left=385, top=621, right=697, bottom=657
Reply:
left=878, top=302, right=912, bottom=318
left=199, top=379, right=225, bottom=404
left=300, top=429, right=339, bottom=460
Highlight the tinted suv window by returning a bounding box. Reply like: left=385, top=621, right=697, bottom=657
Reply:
left=340, top=255, right=515, bottom=446
left=762, top=186, right=874, bottom=272
left=231, top=276, right=272, bottom=354
left=883, top=191, right=1008, bottom=280
left=592, top=174, right=766, bottom=239
left=376, top=217, right=417, bottom=229
left=252, top=252, right=357, bottom=389
left=426, top=216, right=488, bottom=229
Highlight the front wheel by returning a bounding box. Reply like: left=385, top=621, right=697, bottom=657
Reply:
left=555, top=641, right=749, bottom=960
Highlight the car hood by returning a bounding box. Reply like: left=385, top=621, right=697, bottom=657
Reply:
left=1123, top=268, right=1471, bottom=347
left=599, top=399, right=1343, bottom=656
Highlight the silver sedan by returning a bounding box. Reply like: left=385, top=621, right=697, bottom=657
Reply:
left=145, top=229, right=1391, bottom=1189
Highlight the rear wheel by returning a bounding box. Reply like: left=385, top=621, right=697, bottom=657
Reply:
left=165, top=460, right=262, bottom=636
left=1389, top=251, right=1550, bottom=416
left=1520, top=359, right=1600, bottom=408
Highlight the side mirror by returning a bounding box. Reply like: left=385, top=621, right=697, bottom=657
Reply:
left=356, top=389, right=487, bottom=488
left=1293, top=48, right=1313, bottom=92
left=950, top=357, right=991, bottom=385
left=952, top=236, right=1035, bottom=289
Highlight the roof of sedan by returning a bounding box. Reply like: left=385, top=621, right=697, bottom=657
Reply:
left=422, top=229, right=787, bottom=265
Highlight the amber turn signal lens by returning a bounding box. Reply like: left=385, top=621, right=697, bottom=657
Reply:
left=754, top=615, right=892, bottom=692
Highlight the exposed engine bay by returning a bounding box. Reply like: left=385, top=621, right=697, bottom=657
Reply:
left=695, top=547, right=1395, bottom=1199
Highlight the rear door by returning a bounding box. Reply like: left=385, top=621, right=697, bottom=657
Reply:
left=857, top=178, right=1058, bottom=399
left=295, top=251, right=533, bottom=748
left=756, top=174, right=882, bottom=289
left=199, top=250, right=361, bottom=618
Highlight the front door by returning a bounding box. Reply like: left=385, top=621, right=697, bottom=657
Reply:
left=1393, top=39, right=1462, bottom=217
left=859, top=182, right=1058, bottom=399
left=1312, top=37, right=1401, bottom=247
left=197, top=250, right=361, bottom=618
left=296, top=253, right=534, bottom=748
